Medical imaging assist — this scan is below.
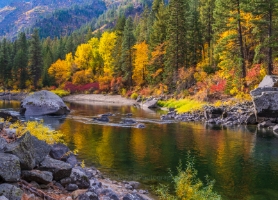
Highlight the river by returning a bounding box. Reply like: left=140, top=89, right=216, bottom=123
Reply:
left=1, top=100, right=278, bottom=200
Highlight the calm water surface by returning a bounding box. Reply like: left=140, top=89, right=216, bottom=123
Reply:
left=1, top=100, right=278, bottom=200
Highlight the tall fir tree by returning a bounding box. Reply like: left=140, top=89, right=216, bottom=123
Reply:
left=14, top=32, right=28, bottom=89
left=121, top=17, right=136, bottom=88
left=29, top=29, right=43, bottom=89
left=149, top=1, right=168, bottom=50
left=251, top=0, right=278, bottom=74
left=164, top=0, right=187, bottom=89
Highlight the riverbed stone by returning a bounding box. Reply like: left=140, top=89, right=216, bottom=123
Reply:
left=78, top=191, right=99, bottom=200
left=100, top=189, right=119, bottom=200
left=142, top=98, right=158, bottom=108
left=0, top=184, right=23, bottom=200
left=128, top=181, right=140, bottom=189
left=0, top=153, right=21, bottom=182
left=245, top=113, right=257, bottom=125
left=258, top=120, right=276, bottom=128
left=123, top=193, right=145, bottom=200
left=5, top=132, right=36, bottom=170
left=50, top=143, right=70, bottom=161
left=21, top=170, right=53, bottom=184
left=20, top=90, right=70, bottom=116
left=38, top=156, right=72, bottom=181
left=0, top=196, right=8, bottom=200
left=66, top=184, right=78, bottom=191
left=70, top=168, right=90, bottom=189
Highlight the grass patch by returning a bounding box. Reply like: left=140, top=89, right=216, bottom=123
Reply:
left=158, top=99, right=206, bottom=113
left=50, top=89, right=70, bottom=97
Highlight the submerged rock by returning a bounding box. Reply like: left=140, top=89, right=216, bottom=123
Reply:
left=20, top=90, right=70, bottom=116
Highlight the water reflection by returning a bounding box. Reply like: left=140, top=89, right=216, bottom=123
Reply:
left=1, top=100, right=278, bottom=199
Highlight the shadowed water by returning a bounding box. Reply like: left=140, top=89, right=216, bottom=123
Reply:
left=1, top=100, right=278, bottom=200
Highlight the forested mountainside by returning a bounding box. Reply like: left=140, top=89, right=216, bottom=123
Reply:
left=33, top=1, right=106, bottom=38
left=0, top=0, right=106, bottom=39
left=1, top=0, right=277, bottom=102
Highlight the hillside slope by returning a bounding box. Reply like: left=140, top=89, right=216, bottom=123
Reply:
left=0, top=0, right=106, bottom=39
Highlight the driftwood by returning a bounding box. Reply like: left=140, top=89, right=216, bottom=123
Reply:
left=19, top=179, right=56, bottom=200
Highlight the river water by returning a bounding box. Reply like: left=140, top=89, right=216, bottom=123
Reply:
left=1, top=100, right=278, bottom=200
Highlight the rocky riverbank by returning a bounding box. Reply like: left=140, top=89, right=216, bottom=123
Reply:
left=0, top=114, right=151, bottom=200
left=0, top=92, right=27, bottom=101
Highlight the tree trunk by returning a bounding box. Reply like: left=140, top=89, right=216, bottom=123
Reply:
left=267, top=4, right=273, bottom=75
left=236, top=0, right=247, bottom=88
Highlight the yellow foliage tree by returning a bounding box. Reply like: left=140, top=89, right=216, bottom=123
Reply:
left=48, top=59, right=71, bottom=86
left=72, top=69, right=93, bottom=85
left=133, top=41, right=149, bottom=86
left=88, top=37, right=103, bottom=78
left=98, top=32, right=117, bottom=77
left=74, top=43, right=94, bottom=70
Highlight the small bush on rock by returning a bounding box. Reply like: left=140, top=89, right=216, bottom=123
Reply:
left=11, top=120, right=64, bottom=144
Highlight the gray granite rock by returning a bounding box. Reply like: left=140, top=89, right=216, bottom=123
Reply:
left=0, top=153, right=21, bottom=182
left=21, top=170, right=53, bottom=184
left=5, top=132, right=36, bottom=170
left=20, top=90, right=70, bottom=116
left=38, top=156, right=72, bottom=181
left=0, top=184, right=23, bottom=200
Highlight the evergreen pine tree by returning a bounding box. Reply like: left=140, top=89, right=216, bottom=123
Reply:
left=164, top=0, right=187, bottom=89
left=14, top=32, right=28, bottom=89
left=121, top=17, right=136, bottom=88
left=29, top=29, right=43, bottom=89
left=251, top=0, right=278, bottom=74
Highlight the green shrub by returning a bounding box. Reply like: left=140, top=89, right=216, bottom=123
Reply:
left=158, top=99, right=206, bottom=113
left=130, top=92, right=139, bottom=100
left=155, top=154, right=221, bottom=200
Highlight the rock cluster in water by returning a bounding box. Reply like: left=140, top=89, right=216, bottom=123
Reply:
left=0, top=121, right=150, bottom=200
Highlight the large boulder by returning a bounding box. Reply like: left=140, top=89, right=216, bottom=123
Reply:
left=142, top=98, right=158, bottom=109
left=21, top=170, right=53, bottom=184
left=251, top=75, right=278, bottom=119
left=0, top=184, right=23, bottom=200
left=0, top=153, right=21, bottom=182
left=5, top=132, right=36, bottom=170
left=38, top=156, right=72, bottom=181
left=20, top=90, right=70, bottom=116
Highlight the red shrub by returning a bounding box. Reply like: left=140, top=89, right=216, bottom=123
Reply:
left=64, top=82, right=99, bottom=93
left=210, top=79, right=226, bottom=93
